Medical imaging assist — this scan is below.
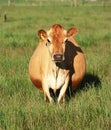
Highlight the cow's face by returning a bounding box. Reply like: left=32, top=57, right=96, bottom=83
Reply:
left=38, top=24, right=78, bottom=62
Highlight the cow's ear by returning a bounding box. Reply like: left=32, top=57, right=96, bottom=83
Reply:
left=67, top=28, right=78, bottom=37
left=38, top=29, right=47, bottom=40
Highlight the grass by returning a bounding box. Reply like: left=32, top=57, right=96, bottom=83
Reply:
left=0, top=1, right=111, bottom=130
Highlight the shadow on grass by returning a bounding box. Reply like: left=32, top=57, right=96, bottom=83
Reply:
left=79, top=73, right=101, bottom=90
left=66, top=73, right=101, bottom=99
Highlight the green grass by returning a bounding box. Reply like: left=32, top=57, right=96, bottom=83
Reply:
left=0, top=1, right=111, bottom=130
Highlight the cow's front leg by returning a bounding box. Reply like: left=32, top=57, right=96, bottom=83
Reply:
left=57, top=75, right=69, bottom=103
left=42, top=79, right=54, bottom=103
left=44, top=89, right=54, bottom=103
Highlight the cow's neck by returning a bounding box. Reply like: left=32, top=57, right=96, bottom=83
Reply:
left=46, top=58, right=69, bottom=92
left=48, top=60, right=60, bottom=79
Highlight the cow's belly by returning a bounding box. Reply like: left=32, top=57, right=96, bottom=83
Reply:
left=46, top=73, right=66, bottom=90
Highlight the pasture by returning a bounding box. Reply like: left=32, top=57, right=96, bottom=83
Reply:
left=0, top=1, right=111, bottom=130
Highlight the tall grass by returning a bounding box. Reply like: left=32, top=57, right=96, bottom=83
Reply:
left=0, top=2, right=111, bottom=130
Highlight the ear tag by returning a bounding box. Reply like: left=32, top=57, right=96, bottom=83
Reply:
left=40, top=34, right=45, bottom=40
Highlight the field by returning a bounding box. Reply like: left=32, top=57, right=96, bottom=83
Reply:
left=0, top=1, right=111, bottom=130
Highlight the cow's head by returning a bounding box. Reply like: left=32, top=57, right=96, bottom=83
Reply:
left=38, top=24, right=78, bottom=62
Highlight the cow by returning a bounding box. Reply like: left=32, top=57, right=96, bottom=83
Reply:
left=29, top=24, right=86, bottom=103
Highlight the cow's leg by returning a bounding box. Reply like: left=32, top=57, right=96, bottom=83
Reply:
left=44, top=89, right=54, bottom=103
left=44, top=93, right=48, bottom=102
left=57, top=75, right=69, bottom=103
left=42, top=81, right=54, bottom=103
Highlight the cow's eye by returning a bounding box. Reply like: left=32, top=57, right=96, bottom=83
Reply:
left=65, top=38, right=68, bottom=43
left=47, top=39, right=51, bottom=43
left=46, top=39, right=51, bottom=46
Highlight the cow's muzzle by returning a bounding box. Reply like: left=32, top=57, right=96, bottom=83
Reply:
left=53, top=54, right=64, bottom=62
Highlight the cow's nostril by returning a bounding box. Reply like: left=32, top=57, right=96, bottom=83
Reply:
left=53, top=54, right=63, bottom=62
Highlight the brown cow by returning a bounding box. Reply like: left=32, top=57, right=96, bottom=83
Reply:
left=29, top=24, right=86, bottom=103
